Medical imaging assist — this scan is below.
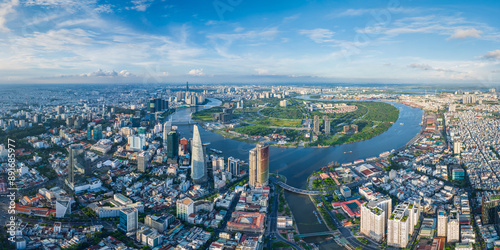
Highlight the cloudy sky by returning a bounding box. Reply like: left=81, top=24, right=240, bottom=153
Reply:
left=1, top=0, right=500, bottom=84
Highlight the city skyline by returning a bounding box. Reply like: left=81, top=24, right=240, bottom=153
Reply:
left=0, top=0, right=499, bottom=84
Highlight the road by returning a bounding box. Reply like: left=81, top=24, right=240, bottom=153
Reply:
left=266, top=183, right=301, bottom=250
left=322, top=203, right=379, bottom=250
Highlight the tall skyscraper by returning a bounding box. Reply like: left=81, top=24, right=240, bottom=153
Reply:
left=482, top=194, right=500, bottom=225
left=228, top=157, right=240, bottom=176
left=360, top=197, right=392, bottom=242
left=167, top=131, right=179, bottom=159
left=67, top=144, right=89, bottom=186
left=137, top=152, right=148, bottom=173
left=249, top=144, right=269, bottom=189
left=387, top=201, right=420, bottom=248
left=191, top=125, right=206, bottom=183
left=447, top=210, right=460, bottom=243
left=437, top=210, right=447, bottom=237
left=119, top=208, right=138, bottom=232
left=313, top=115, right=320, bottom=134
left=163, top=121, right=172, bottom=145
left=323, top=115, right=330, bottom=134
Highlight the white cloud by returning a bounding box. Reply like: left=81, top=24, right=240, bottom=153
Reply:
left=299, top=28, right=335, bottom=43
left=448, top=28, right=482, bottom=39
left=79, top=69, right=133, bottom=77
left=129, top=0, right=154, bottom=12
left=0, top=0, right=19, bottom=32
left=408, top=63, right=456, bottom=72
left=188, top=68, right=204, bottom=76
left=483, top=50, right=500, bottom=60
left=255, top=68, right=269, bottom=75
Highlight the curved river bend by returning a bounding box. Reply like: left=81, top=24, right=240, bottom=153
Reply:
left=170, top=97, right=423, bottom=245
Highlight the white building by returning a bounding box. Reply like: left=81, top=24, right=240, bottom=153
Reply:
left=176, top=197, right=194, bottom=221
left=360, top=197, right=392, bottom=242
left=447, top=211, right=460, bottom=243
left=387, top=201, right=420, bottom=248
left=437, top=210, right=447, bottom=237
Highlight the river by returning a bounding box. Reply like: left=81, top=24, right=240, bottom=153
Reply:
left=169, top=97, right=423, bottom=246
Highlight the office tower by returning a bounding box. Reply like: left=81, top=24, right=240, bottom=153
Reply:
left=93, top=124, right=102, bottom=140
left=167, top=131, right=179, bottom=158
left=149, top=98, right=169, bottom=113
left=176, top=197, right=194, bottom=221
left=87, top=122, right=96, bottom=140
left=249, top=144, right=269, bottom=189
left=360, top=197, right=392, bottom=242
left=482, top=194, right=500, bottom=224
left=186, top=81, right=189, bottom=92
left=163, top=121, right=172, bottom=145
left=228, top=157, right=240, bottom=176
left=447, top=211, right=460, bottom=243
left=191, top=125, right=206, bottom=183
left=323, top=115, right=330, bottom=134
left=437, top=210, right=447, bottom=237
left=55, top=199, right=71, bottom=218
left=387, top=201, right=420, bottom=248
left=119, top=208, right=138, bottom=232
left=313, top=115, right=320, bottom=134
left=66, top=116, right=73, bottom=127
left=67, top=144, right=89, bottom=186
left=137, top=152, right=148, bottom=173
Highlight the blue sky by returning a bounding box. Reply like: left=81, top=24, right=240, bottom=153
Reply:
left=1, top=0, right=500, bottom=84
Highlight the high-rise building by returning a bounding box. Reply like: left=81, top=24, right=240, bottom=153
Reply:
left=176, top=197, right=194, bottom=221
left=87, top=122, right=95, bottom=140
left=462, top=94, right=476, bottom=104
left=447, top=210, right=460, bottom=243
left=249, top=144, right=269, bottom=189
left=137, top=152, right=148, bottom=173
left=360, top=197, right=392, bottom=242
left=437, top=209, right=447, bottom=237
left=149, top=98, right=169, bottom=113
left=86, top=122, right=102, bottom=141
left=323, top=115, right=330, bottom=134
left=313, top=115, right=320, bottom=134
left=67, top=144, right=89, bottom=186
left=163, top=121, right=172, bottom=145
left=191, top=125, right=206, bottom=183
left=454, top=140, right=462, bottom=155
left=119, top=208, right=138, bottom=232
left=228, top=157, right=240, bottom=176
left=128, top=135, right=146, bottom=151
left=482, top=194, right=500, bottom=225
left=167, top=131, right=179, bottom=159
left=387, top=201, right=420, bottom=248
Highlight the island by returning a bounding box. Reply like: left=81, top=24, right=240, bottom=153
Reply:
left=192, top=96, right=399, bottom=147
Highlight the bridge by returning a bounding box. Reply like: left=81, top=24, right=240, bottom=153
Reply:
left=271, top=179, right=332, bottom=196
left=296, top=231, right=336, bottom=238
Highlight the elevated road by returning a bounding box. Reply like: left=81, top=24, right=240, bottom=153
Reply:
left=270, top=178, right=333, bottom=196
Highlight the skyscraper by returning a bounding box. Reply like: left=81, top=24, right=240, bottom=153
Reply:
left=228, top=157, right=240, bottom=176
left=323, top=115, right=330, bottom=134
left=360, top=197, right=392, bottom=242
left=67, top=144, right=89, bottom=187
left=482, top=194, right=500, bottom=225
left=437, top=210, right=447, bottom=237
left=387, top=201, right=420, bottom=248
left=163, top=121, right=172, bottom=145
left=191, top=125, right=206, bottom=183
left=119, top=208, right=138, bottom=232
left=137, top=152, right=148, bottom=173
left=167, top=131, right=179, bottom=159
left=447, top=210, right=460, bottom=243
left=313, top=115, right=320, bottom=134
left=249, top=144, right=269, bottom=189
